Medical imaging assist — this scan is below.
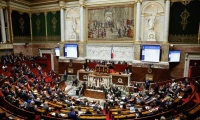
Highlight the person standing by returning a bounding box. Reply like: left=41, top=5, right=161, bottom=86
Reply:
left=64, top=70, right=68, bottom=81
left=145, top=79, right=150, bottom=90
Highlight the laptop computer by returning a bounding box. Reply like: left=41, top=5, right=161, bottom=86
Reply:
left=130, top=107, right=135, bottom=112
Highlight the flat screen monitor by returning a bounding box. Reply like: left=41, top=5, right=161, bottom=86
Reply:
left=64, top=44, right=78, bottom=58
left=169, top=51, right=180, bottom=62
left=55, top=47, right=60, bottom=56
left=142, top=45, right=160, bottom=62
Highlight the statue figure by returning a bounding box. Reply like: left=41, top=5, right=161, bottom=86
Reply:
left=72, top=17, right=77, bottom=33
left=146, top=12, right=157, bottom=31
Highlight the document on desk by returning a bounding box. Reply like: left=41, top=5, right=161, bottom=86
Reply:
left=51, top=112, right=55, bottom=116
left=60, top=113, right=66, bottom=117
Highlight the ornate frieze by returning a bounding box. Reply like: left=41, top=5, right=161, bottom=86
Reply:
left=169, top=34, right=198, bottom=43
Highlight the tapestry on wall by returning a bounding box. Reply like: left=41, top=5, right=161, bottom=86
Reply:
left=88, top=5, right=134, bottom=41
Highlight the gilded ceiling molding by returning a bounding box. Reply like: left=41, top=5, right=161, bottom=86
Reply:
left=180, top=9, right=190, bottom=30
left=10, top=7, right=30, bottom=13
left=18, top=11, right=24, bottom=15
left=181, top=1, right=191, bottom=5
left=135, top=0, right=142, bottom=3
left=170, top=0, right=195, bottom=2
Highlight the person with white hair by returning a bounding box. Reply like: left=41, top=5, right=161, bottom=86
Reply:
left=42, top=102, right=50, bottom=113
left=160, top=116, right=166, bottom=120
left=25, top=101, right=37, bottom=112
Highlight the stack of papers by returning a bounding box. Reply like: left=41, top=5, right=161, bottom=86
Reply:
left=60, top=113, right=66, bottom=117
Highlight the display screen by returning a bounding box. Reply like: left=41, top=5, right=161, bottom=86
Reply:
left=64, top=44, right=78, bottom=58
left=169, top=51, right=180, bottom=62
left=142, top=45, right=160, bottom=62
left=55, top=47, right=60, bottom=56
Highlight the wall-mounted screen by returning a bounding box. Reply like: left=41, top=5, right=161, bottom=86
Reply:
left=169, top=51, right=180, bottom=62
left=55, top=47, right=60, bottom=56
left=64, top=44, right=78, bottom=58
left=142, top=45, right=160, bottom=62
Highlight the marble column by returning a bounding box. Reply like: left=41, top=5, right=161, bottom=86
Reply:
left=80, top=6, right=85, bottom=41
left=60, top=8, right=65, bottom=42
left=0, top=7, right=6, bottom=42
left=135, top=1, right=141, bottom=42
left=163, top=0, right=170, bottom=43
left=4, top=9, right=10, bottom=42
left=64, top=9, right=68, bottom=41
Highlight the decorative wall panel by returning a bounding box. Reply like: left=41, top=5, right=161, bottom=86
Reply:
left=32, top=13, right=45, bottom=36
left=47, top=11, right=61, bottom=36
left=87, top=45, right=133, bottom=61
left=169, top=1, right=200, bottom=43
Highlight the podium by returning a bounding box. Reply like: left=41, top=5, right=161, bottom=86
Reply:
left=88, top=74, right=110, bottom=88
left=95, top=65, right=110, bottom=73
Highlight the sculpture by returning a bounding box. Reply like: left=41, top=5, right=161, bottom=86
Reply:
left=72, top=17, right=77, bottom=33
left=146, top=12, right=157, bottom=31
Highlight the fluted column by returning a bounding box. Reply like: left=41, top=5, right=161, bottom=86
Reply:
left=4, top=8, right=10, bottom=42
left=60, top=8, right=65, bottom=42
left=80, top=6, right=84, bottom=41
left=135, top=0, right=141, bottom=42
left=163, top=0, right=170, bottom=43
left=0, top=7, right=6, bottom=42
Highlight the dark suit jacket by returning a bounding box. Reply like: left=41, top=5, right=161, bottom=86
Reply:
left=68, top=112, right=79, bottom=119
left=26, top=104, right=37, bottom=112
left=154, top=84, right=159, bottom=93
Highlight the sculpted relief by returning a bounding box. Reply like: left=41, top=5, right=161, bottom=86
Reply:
left=87, top=46, right=133, bottom=61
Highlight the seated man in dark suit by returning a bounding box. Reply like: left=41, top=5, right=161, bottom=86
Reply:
left=182, top=78, right=190, bottom=87
left=26, top=101, right=37, bottom=112
left=85, top=108, right=92, bottom=114
left=52, top=74, right=56, bottom=79
left=68, top=108, right=79, bottom=119
left=183, top=85, right=192, bottom=98
left=91, top=85, right=96, bottom=90
left=123, top=69, right=128, bottom=74
left=154, top=82, right=159, bottom=93
left=72, top=78, right=78, bottom=86
left=9, top=77, right=14, bottom=84
left=156, top=98, right=163, bottom=107
left=81, top=65, right=85, bottom=70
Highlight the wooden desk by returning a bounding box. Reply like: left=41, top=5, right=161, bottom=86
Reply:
left=84, top=89, right=105, bottom=99
left=78, top=70, right=131, bottom=86
left=174, top=92, right=184, bottom=103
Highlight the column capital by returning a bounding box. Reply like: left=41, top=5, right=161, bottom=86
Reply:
left=44, top=12, right=47, bottom=17
left=28, top=12, right=32, bottom=17
left=164, top=0, right=170, bottom=2
left=60, top=7, right=66, bottom=10
left=79, top=4, right=86, bottom=8
left=135, top=0, right=142, bottom=3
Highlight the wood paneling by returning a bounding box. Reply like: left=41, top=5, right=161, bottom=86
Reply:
left=59, top=62, right=84, bottom=75
left=132, top=67, right=169, bottom=82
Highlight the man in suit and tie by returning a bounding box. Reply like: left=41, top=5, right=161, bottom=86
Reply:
left=134, top=82, right=139, bottom=92
left=113, top=85, right=120, bottom=97
left=154, top=82, right=159, bottom=93
left=81, top=65, right=85, bottom=70
left=26, top=101, right=37, bottom=112
left=42, top=102, right=50, bottom=113
left=123, top=69, right=128, bottom=74
left=145, top=79, right=150, bottom=90
left=79, top=85, right=84, bottom=98
left=68, top=108, right=79, bottom=119
left=64, top=70, right=68, bottom=81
